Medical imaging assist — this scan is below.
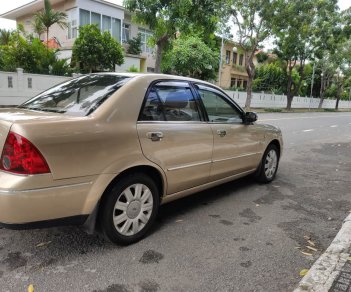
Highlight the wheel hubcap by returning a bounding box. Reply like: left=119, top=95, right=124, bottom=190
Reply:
left=264, top=150, right=278, bottom=179
left=113, top=183, right=153, bottom=236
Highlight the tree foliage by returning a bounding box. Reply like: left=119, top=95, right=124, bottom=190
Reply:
left=273, top=0, right=341, bottom=109
left=127, top=33, right=142, bottom=55
left=124, top=0, right=223, bottom=73
left=229, top=0, right=279, bottom=109
left=72, top=25, right=124, bottom=73
left=34, top=0, right=67, bottom=44
left=253, top=62, right=287, bottom=94
left=0, top=32, right=71, bottom=75
left=162, top=36, right=219, bottom=80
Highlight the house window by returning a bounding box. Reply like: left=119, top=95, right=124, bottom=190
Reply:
left=239, top=54, right=244, bottom=66
left=112, top=18, right=121, bottom=42
left=238, top=79, right=243, bottom=88
left=79, top=9, right=90, bottom=26
left=102, top=15, right=111, bottom=33
left=91, top=12, right=101, bottom=29
left=233, top=52, right=238, bottom=65
left=28, top=78, right=32, bottom=89
left=78, top=9, right=121, bottom=42
left=225, top=50, right=230, bottom=64
left=138, top=28, right=153, bottom=53
left=243, top=80, right=248, bottom=89
left=67, top=8, right=78, bottom=39
left=122, top=23, right=130, bottom=43
left=230, top=78, right=237, bottom=88
left=8, top=76, right=13, bottom=88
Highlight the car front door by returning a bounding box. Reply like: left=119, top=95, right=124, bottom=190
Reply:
left=137, top=81, right=213, bottom=195
left=194, top=84, right=263, bottom=181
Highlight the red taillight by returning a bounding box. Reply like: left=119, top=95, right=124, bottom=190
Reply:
left=0, top=132, right=50, bottom=175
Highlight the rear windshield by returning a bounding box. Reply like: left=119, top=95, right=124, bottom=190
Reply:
left=19, top=74, right=131, bottom=116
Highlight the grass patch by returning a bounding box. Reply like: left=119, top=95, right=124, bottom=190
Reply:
left=263, top=108, right=283, bottom=112
left=324, top=108, right=337, bottom=112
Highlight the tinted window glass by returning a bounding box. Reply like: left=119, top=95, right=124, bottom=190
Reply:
left=140, top=82, right=201, bottom=121
left=19, top=75, right=131, bottom=116
left=196, top=85, right=242, bottom=123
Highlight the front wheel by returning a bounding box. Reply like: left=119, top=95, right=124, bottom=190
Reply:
left=255, top=144, right=280, bottom=183
left=99, top=173, right=159, bottom=245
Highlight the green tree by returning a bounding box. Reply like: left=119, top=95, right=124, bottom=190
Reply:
left=127, top=33, right=142, bottom=55
left=34, top=0, right=67, bottom=46
left=72, top=25, right=124, bottom=73
left=0, top=33, right=70, bottom=75
left=124, top=0, right=223, bottom=73
left=273, top=0, right=340, bottom=110
left=31, top=17, right=45, bottom=39
left=253, top=62, right=287, bottom=94
left=0, top=29, right=12, bottom=46
left=162, top=36, right=219, bottom=80
left=229, top=0, right=279, bottom=109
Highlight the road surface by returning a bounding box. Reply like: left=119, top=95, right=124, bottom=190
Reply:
left=0, top=112, right=350, bottom=292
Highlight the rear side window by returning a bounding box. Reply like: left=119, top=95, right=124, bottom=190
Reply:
left=19, top=74, right=131, bottom=116
left=140, top=81, right=201, bottom=121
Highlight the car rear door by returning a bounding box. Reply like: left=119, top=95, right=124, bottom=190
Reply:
left=194, top=84, right=263, bottom=181
left=137, top=80, right=213, bottom=195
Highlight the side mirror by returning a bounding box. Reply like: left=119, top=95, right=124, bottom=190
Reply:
left=244, top=112, right=257, bottom=124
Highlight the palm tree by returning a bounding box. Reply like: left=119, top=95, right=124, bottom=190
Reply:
left=31, top=17, right=45, bottom=39
left=0, top=29, right=12, bottom=46
left=34, top=0, right=67, bottom=46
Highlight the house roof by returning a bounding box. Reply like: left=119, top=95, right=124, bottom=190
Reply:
left=44, top=37, right=61, bottom=49
left=1, top=0, right=125, bottom=20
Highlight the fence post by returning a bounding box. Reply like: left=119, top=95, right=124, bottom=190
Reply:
left=16, top=68, right=24, bottom=92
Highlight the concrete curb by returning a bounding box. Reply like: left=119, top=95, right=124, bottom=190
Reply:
left=294, top=213, right=351, bottom=292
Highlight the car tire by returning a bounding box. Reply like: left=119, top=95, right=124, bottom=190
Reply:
left=99, top=173, right=160, bottom=245
left=255, top=144, right=280, bottom=183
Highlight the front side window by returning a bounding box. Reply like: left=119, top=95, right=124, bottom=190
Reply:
left=140, top=82, right=201, bottom=122
left=195, top=85, right=242, bottom=123
left=19, top=75, right=131, bottom=116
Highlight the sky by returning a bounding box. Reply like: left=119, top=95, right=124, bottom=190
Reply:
left=0, top=0, right=351, bottom=30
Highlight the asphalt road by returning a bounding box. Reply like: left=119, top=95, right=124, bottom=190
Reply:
left=1, top=112, right=351, bottom=292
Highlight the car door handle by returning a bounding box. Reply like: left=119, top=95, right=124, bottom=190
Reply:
left=146, top=132, right=164, bottom=141
left=217, top=129, right=227, bottom=137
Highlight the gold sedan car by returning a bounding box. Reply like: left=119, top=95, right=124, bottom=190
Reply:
left=0, top=73, right=282, bottom=245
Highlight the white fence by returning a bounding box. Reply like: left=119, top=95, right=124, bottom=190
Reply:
left=1, top=70, right=351, bottom=109
left=0, top=69, right=71, bottom=105
left=225, top=90, right=351, bottom=109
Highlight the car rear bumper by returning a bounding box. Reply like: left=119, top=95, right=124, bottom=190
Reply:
left=0, top=171, right=114, bottom=227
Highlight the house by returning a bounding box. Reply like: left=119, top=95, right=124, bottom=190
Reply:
left=217, top=39, right=258, bottom=89
left=1, top=0, right=156, bottom=73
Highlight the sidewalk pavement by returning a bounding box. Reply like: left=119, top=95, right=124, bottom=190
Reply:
left=294, top=213, right=351, bottom=292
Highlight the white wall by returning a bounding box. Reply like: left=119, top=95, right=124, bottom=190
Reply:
left=0, top=69, right=71, bottom=105
left=224, top=90, right=351, bottom=109
left=1, top=70, right=350, bottom=109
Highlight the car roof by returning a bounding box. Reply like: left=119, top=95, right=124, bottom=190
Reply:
left=93, top=72, right=217, bottom=88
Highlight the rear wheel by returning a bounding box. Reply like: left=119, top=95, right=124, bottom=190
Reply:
left=99, top=173, right=159, bottom=245
left=255, top=144, right=279, bottom=183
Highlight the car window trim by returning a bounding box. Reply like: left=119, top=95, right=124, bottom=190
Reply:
left=138, top=79, right=206, bottom=123
left=191, top=82, right=245, bottom=124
